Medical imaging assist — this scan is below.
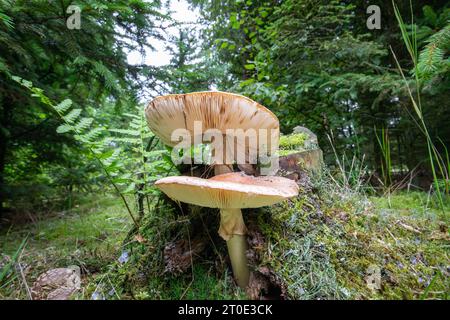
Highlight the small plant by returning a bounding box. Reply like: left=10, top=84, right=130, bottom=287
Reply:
left=326, top=132, right=368, bottom=194
left=391, top=1, right=449, bottom=213
left=0, top=236, right=27, bottom=286
left=108, top=106, right=176, bottom=217
left=375, top=126, right=392, bottom=188
left=11, top=76, right=138, bottom=225
left=11, top=76, right=177, bottom=225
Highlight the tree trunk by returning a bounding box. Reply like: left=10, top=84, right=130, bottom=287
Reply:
left=136, top=173, right=145, bottom=217
left=0, top=135, right=6, bottom=218
left=0, top=96, right=12, bottom=218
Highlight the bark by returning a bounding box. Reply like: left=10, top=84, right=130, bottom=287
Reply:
left=0, top=95, right=12, bottom=218
left=0, top=135, right=6, bottom=217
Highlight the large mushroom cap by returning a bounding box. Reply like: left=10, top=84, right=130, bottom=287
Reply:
left=145, top=91, right=279, bottom=147
left=155, top=172, right=299, bottom=209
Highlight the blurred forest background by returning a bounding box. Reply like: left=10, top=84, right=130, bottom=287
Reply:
left=0, top=0, right=449, bottom=300
left=0, top=0, right=448, bottom=218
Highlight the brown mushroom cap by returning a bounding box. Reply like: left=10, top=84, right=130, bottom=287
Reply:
left=154, top=172, right=299, bottom=209
left=145, top=91, right=279, bottom=148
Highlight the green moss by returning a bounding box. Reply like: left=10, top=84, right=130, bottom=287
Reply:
left=278, top=149, right=300, bottom=156
left=279, top=133, right=307, bottom=151
left=254, top=188, right=449, bottom=300
left=143, top=265, right=246, bottom=300
left=81, top=199, right=246, bottom=300
left=1, top=187, right=448, bottom=300
left=0, top=194, right=132, bottom=299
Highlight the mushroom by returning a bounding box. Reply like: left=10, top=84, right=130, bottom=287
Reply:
left=155, top=172, right=299, bottom=288
left=145, top=91, right=279, bottom=175
left=146, top=91, right=297, bottom=289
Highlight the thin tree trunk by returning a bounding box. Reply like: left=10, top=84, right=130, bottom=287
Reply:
left=0, top=97, right=12, bottom=218
left=0, top=136, right=6, bottom=218
left=136, top=174, right=145, bottom=217
left=0, top=94, right=14, bottom=218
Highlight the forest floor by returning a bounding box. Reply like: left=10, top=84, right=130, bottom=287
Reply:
left=0, top=191, right=448, bottom=300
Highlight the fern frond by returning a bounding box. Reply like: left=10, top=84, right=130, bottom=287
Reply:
left=143, top=150, right=166, bottom=158
left=102, top=148, right=122, bottom=166
left=81, top=127, right=105, bottom=143
left=129, top=120, right=142, bottom=130
left=93, top=61, right=117, bottom=90
left=417, top=25, right=450, bottom=80
left=55, top=99, right=73, bottom=113
left=123, top=113, right=142, bottom=119
left=56, top=124, right=73, bottom=134
left=63, top=108, right=82, bottom=123
left=109, top=128, right=141, bottom=136
left=109, top=137, right=141, bottom=144
left=75, top=117, right=94, bottom=132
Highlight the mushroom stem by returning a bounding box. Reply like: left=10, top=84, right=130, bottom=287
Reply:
left=219, top=208, right=250, bottom=289
left=227, top=234, right=250, bottom=289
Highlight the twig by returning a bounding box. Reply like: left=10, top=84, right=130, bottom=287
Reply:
left=179, top=205, right=194, bottom=300
left=396, top=220, right=422, bottom=234
left=200, top=215, right=224, bottom=266
left=17, top=248, right=32, bottom=300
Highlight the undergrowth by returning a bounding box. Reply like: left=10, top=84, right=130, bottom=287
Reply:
left=0, top=194, right=131, bottom=299
left=1, top=182, right=448, bottom=300
left=85, top=172, right=449, bottom=300
left=256, top=173, right=449, bottom=299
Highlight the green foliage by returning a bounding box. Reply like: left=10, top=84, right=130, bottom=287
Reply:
left=257, top=176, right=449, bottom=299
left=12, top=76, right=142, bottom=224
left=0, top=195, right=131, bottom=299
left=392, top=1, right=449, bottom=211
left=191, top=0, right=450, bottom=188
left=108, top=106, right=176, bottom=198
left=375, top=126, right=392, bottom=187
left=279, top=133, right=307, bottom=150
left=0, top=236, right=27, bottom=286
left=417, top=24, right=450, bottom=81
left=13, top=77, right=110, bottom=160
left=0, top=0, right=168, bottom=214
left=161, top=28, right=228, bottom=93
left=11, top=75, right=181, bottom=224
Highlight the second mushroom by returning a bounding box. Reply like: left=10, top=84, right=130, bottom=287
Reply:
left=155, top=172, right=298, bottom=288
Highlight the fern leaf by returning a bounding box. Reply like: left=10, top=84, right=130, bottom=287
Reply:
left=123, top=182, right=136, bottom=194
left=81, top=127, right=104, bottom=143
left=75, top=117, right=94, bottom=132
left=55, top=99, right=73, bottom=113
left=109, top=128, right=141, bottom=136
left=123, top=113, right=141, bottom=119
left=56, top=124, right=73, bottom=134
left=110, top=137, right=140, bottom=144
left=129, top=120, right=142, bottom=130
left=63, top=108, right=82, bottom=123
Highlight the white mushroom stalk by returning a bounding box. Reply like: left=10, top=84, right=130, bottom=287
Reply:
left=155, top=173, right=299, bottom=288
